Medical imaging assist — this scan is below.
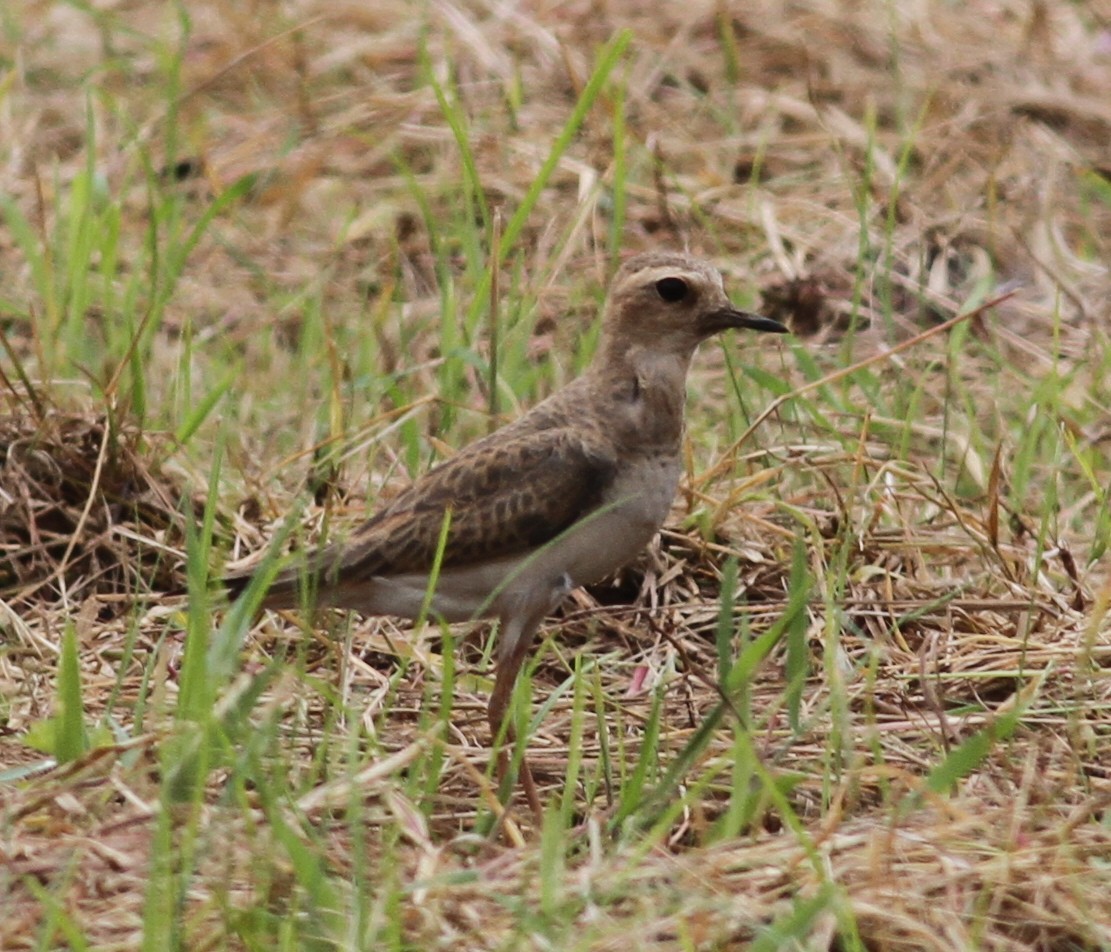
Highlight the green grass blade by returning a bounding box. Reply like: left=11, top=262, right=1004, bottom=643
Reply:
left=462, top=31, right=631, bottom=329
left=783, top=536, right=811, bottom=731
left=55, top=620, right=89, bottom=763
left=173, top=367, right=233, bottom=446
left=923, top=680, right=1035, bottom=796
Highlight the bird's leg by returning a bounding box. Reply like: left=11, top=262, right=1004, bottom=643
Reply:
left=488, top=610, right=544, bottom=821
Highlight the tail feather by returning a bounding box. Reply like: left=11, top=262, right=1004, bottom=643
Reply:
left=224, top=566, right=302, bottom=610
left=224, top=543, right=345, bottom=611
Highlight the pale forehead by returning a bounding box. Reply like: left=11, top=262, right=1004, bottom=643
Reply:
left=616, top=252, right=725, bottom=290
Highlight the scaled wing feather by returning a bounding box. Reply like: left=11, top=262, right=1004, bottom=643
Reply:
left=258, top=425, right=617, bottom=606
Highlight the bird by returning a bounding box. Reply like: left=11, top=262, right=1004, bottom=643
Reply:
left=226, top=251, right=787, bottom=817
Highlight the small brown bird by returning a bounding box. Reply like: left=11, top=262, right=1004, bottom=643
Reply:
left=228, top=252, right=786, bottom=816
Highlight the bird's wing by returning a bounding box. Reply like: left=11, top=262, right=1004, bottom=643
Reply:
left=249, top=423, right=618, bottom=603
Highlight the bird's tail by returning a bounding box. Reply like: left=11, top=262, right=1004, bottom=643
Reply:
left=223, top=564, right=299, bottom=610
left=223, top=542, right=344, bottom=611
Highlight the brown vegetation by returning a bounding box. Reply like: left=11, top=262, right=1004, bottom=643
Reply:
left=1, top=1, right=1109, bottom=949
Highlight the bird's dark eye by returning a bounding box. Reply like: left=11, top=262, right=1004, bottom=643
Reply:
left=655, top=277, right=689, bottom=302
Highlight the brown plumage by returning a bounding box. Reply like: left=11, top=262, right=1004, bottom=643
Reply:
left=251, top=406, right=618, bottom=604
left=226, top=251, right=787, bottom=818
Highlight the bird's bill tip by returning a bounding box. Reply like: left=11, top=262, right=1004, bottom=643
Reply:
left=737, top=312, right=790, bottom=334
left=715, top=308, right=790, bottom=334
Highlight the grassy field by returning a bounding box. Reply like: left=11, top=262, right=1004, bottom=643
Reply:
left=2, top=1, right=1110, bottom=948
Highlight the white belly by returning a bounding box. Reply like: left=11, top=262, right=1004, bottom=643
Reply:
left=550, top=453, right=681, bottom=586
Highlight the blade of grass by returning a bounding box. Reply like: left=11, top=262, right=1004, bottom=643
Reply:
left=921, top=674, right=1040, bottom=797
left=612, top=685, right=663, bottom=826
left=628, top=535, right=810, bottom=829
left=461, top=31, right=631, bottom=330
left=24, top=873, right=90, bottom=952
left=54, top=621, right=88, bottom=763
left=784, top=536, right=811, bottom=731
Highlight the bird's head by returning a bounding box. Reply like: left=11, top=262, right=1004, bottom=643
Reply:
left=601, top=252, right=787, bottom=356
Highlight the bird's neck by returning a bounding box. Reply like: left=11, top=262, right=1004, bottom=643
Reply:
left=590, top=339, right=695, bottom=450
left=594, top=330, right=697, bottom=377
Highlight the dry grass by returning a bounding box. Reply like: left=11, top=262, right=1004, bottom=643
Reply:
left=2, top=0, right=1110, bottom=949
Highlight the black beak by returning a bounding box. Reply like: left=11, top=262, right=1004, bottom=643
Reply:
left=703, top=307, right=789, bottom=335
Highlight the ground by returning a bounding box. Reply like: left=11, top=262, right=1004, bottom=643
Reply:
left=1, top=1, right=1110, bottom=949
